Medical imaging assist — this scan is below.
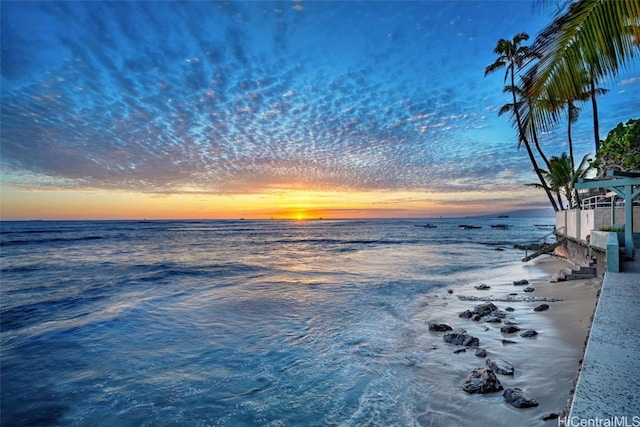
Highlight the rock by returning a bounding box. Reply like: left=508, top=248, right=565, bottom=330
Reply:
left=495, top=248, right=505, bottom=251
left=503, top=320, right=519, bottom=326
left=534, top=304, right=550, bottom=312
left=505, top=307, right=515, bottom=312
left=542, top=413, right=559, bottom=421
left=462, top=368, right=503, bottom=394
left=509, top=293, right=518, bottom=296
left=513, top=279, right=529, bottom=286
left=520, top=329, right=538, bottom=338
left=486, top=358, right=514, bottom=375
left=443, top=329, right=480, bottom=347
left=502, top=339, right=517, bottom=345
left=475, top=284, right=491, bottom=290
left=484, top=315, right=501, bottom=323
left=503, top=388, right=539, bottom=408
left=471, top=314, right=482, bottom=322
left=500, top=325, right=520, bottom=334
left=459, top=310, right=473, bottom=319
left=492, top=310, right=507, bottom=318
left=454, top=348, right=467, bottom=354
left=473, top=302, right=498, bottom=316
left=523, top=287, right=535, bottom=293
left=428, top=323, right=453, bottom=332
left=475, top=348, right=487, bottom=358
left=447, top=289, right=454, bottom=294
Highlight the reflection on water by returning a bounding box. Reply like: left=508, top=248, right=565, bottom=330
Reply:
left=1, top=218, right=568, bottom=426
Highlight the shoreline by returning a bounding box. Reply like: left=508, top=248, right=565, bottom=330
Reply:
left=417, top=253, right=602, bottom=425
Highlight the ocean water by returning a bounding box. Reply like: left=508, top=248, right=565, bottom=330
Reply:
left=0, top=218, right=559, bottom=426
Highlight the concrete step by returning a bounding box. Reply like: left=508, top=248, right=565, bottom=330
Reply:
left=564, top=273, right=597, bottom=280
left=556, top=267, right=596, bottom=281
left=577, top=266, right=597, bottom=275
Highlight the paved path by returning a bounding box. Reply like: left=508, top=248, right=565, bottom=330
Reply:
left=567, top=258, right=640, bottom=425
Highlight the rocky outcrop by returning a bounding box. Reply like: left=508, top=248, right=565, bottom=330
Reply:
left=473, top=302, right=498, bottom=316
left=428, top=323, right=453, bottom=332
left=503, top=388, right=539, bottom=408
left=513, top=279, right=529, bottom=286
left=443, top=329, right=480, bottom=347
left=534, top=304, right=550, bottom=312
left=475, top=284, right=491, bottom=290
left=459, top=310, right=473, bottom=319
left=475, top=348, right=487, bottom=358
left=500, top=325, right=520, bottom=334
left=520, top=329, right=538, bottom=338
left=523, top=287, right=535, bottom=293
left=486, top=358, right=514, bottom=375
left=462, top=368, right=503, bottom=394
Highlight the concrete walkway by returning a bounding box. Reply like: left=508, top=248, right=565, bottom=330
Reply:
left=567, top=257, right=640, bottom=425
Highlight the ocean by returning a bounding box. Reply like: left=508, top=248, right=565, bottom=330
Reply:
left=0, top=218, right=561, bottom=426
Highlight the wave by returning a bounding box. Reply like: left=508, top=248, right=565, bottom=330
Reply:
left=0, top=235, right=103, bottom=247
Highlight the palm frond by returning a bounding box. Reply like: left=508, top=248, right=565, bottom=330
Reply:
left=529, top=0, right=640, bottom=101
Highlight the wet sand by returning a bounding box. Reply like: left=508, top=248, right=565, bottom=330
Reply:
left=413, top=255, right=601, bottom=426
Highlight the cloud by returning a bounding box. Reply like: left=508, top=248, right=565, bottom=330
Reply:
left=2, top=1, right=623, bottom=201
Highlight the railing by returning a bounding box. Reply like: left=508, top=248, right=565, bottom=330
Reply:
left=580, top=194, right=640, bottom=210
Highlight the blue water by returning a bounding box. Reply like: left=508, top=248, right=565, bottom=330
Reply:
left=1, top=218, right=555, bottom=426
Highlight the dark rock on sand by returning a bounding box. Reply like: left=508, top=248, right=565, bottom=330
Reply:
left=459, top=310, right=473, bottom=319
left=534, top=304, right=550, bottom=312
left=505, top=307, right=515, bottom=312
left=486, top=358, right=514, bottom=375
left=475, top=284, right=491, bottom=290
left=542, top=413, right=559, bottom=421
left=447, top=289, right=454, bottom=294
left=513, top=279, right=529, bottom=286
left=503, top=388, right=539, bottom=408
left=475, top=348, right=487, bottom=358
left=428, top=323, right=453, bottom=332
left=523, top=287, right=535, bottom=293
left=473, top=302, right=498, bottom=316
left=520, top=329, right=538, bottom=338
left=502, top=339, right=517, bottom=345
left=443, top=329, right=480, bottom=347
left=454, top=348, right=467, bottom=354
left=500, top=325, right=521, bottom=334
left=462, top=368, right=503, bottom=394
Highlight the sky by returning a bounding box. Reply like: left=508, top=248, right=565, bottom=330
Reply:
left=1, top=1, right=639, bottom=220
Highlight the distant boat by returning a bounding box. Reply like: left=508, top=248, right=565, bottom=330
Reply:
left=458, top=224, right=481, bottom=229
left=491, top=224, right=511, bottom=230
left=415, top=224, right=437, bottom=229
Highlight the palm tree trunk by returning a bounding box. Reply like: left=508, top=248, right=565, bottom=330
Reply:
left=511, top=71, right=560, bottom=212
left=590, top=77, right=600, bottom=153
left=566, top=105, right=581, bottom=208
left=531, top=124, right=552, bottom=170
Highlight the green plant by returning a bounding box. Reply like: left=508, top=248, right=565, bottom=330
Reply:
left=593, top=118, right=640, bottom=176
left=598, top=225, right=625, bottom=232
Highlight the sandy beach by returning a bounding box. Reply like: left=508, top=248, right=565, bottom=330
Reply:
left=414, top=254, right=602, bottom=426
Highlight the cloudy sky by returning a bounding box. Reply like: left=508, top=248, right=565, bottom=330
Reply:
left=1, top=1, right=638, bottom=219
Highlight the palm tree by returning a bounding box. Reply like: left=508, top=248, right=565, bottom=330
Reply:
left=527, top=152, right=592, bottom=209
left=485, top=33, right=560, bottom=212
left=528, top=0, right=640, bottom=153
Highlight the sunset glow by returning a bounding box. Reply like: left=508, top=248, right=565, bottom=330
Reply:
left=1, top=1, right=638, bottom=220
